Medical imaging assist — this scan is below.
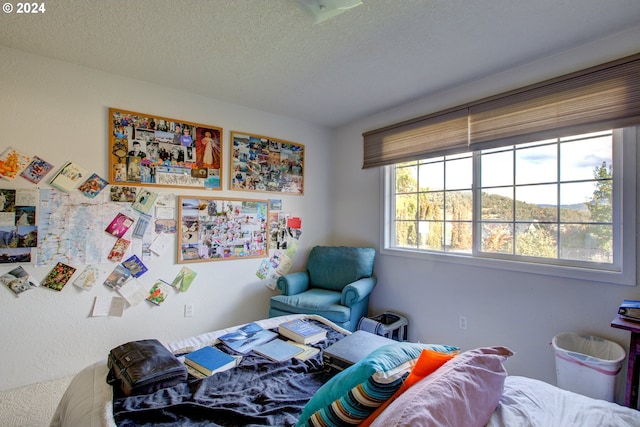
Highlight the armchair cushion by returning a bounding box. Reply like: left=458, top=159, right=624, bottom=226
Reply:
left=270, top=289, right=350, bottom=324
left=307, top=246, right=375, bottom=291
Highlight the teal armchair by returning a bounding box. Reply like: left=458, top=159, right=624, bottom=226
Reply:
left=269, top=246, right=376, bottom=331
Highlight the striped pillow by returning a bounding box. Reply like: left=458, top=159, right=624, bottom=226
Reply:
left=306, top=370, right=407, bottom=426
left=297, top=342, right=459, bottom=427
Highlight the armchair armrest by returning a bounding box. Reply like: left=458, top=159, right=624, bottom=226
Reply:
left=341, top=277, right=377, bottom=306
left=276, top=271, right=310, bottom=296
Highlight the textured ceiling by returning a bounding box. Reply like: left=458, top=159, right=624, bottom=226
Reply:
left=1, top=0, right=639, bottom=127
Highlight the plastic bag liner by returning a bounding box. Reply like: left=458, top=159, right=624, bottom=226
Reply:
left=552, top=332, right=625, bottom=401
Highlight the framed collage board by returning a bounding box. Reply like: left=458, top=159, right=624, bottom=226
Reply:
left=231, top=131, right=304, bottom=194
left=178, top=196, right=269, bottom=263
left=109, top=108, right=223, bottom=190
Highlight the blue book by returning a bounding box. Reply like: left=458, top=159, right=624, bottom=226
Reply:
left=278, top=319, right=327, bottom=344
left=219, top=322, right=278, bottom=354
left=184, top=346, right=236, bottom=376
left=619, top=300, right=640, bottom=319
left=253, top=338, right=304, bottom=362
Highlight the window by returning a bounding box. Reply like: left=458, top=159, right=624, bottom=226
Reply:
left=384, top=127, right=636, bottom=285
left=369, top=54, right=639, bottom=285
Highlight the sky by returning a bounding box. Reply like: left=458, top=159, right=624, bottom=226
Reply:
left=416, top=130, right=613, bottom=207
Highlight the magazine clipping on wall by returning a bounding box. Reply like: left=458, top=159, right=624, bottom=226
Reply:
left=258, top=210, right=302, bottom=289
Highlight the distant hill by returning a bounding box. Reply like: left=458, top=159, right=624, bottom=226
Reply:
left=538, top=202, right=588, bottom=211
left=482, top=192, right=591, bottom=222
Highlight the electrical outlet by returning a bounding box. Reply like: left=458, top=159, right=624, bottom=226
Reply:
left=459, top=315, right=467, bottom=330
left=184, top=304, right=194, bottom=317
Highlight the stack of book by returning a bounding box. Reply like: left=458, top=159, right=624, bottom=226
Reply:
left=278, top=319, right=327, bottom=344
left=184, top=346, right=237, bottom=378
left=618, top=300, right=640, bottom=322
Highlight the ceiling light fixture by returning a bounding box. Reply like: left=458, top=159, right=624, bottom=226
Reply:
left=296, top=0, right=363, bottom=24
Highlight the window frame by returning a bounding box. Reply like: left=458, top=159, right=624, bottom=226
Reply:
left=381, top=127, right=637, bottom=286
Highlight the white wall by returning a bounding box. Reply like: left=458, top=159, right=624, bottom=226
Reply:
left=0, top=46, right=334, bottom=391
left=332, top=25, right=640, bottom=403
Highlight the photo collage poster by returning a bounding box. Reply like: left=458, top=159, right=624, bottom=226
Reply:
left=110, top=109, right=222, bottom=190
left=179, top=197, right=268, bottom=263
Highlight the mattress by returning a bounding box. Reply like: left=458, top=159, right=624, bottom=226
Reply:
left=487, top=375, right=640, bottom=427
left=51, top=314, right=348, bottom=427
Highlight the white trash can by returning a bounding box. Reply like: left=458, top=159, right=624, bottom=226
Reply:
left=552, top=332, right=625, bottom=402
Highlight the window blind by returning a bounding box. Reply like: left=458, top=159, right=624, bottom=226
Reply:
left=362, top=52, right=640, bottom=169
left=361, top=108, right=468, bottom=169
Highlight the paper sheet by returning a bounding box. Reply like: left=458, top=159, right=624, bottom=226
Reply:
left=91, top=296, right=126, bottom=317
left=117, top=279, right=148, bottom=306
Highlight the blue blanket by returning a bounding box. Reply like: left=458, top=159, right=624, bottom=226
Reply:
left=113, top=322, right=344, bottom=426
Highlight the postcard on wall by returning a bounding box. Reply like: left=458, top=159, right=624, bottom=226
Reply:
left=132, top=213, right=152, bottom=239
left=121, top=254, right=148, bottom=277
left=257, top=249, right=294, bottom=289
left=256, top=258, right=271, bottom=281
left=91, top=296, right=126, bottom=317
left=41, top=262, right=77, bottom=292
left=155, top=206, right=174, bottom=220
left=0, top=225, right=37, bottom=249
left=0, top=248, right=31, bottom=264
left=49, top=161, right=89, bottom=192
left=0, top=226, right=16, bottom=246
left=105, top=213, right=134, bottom=238
left=131, top=188, right=158, bottom=214
left=72, top=265, right=101, bottom=291
left=268, top=199, right=282, bottom=211
left=149, top=232, right=172, bottom=255
left=154, top=219, right=176, bottom=235
left=0, top=266, right=37, bottom=297
left=147, top=279, right=171, bottom=305
left=20, top=156, right=54, bottom=184
left=170, top=266, right=197, bottom=292
left=117, top=278, right=148, bottom=306
left=103, top=264, right=131, bottom=290
left=77, top=173, right=109, bottom=199
left=15, top=188, right=38, bottom=207
left=110, top=186, right=138, bottom=202
left=0, top=189, right=15, bottom=225
left=155, top=192, right=176, bottom=207
left=107, top=238, right=130, bottom=262
left=0, top=147, right=31, bottom=181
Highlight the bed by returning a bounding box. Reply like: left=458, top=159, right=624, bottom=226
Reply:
left=51, top=314, right=640, bottom=427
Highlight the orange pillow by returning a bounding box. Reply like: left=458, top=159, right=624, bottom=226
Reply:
left=359, top=348, right=458, bottom=427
